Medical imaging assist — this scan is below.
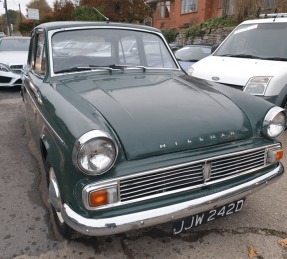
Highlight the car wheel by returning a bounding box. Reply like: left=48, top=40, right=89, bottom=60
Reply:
left=46, top=164, right=78, bottom=239
left=51, top=204, right=77, bottom=239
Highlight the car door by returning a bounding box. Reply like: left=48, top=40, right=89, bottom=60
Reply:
left=22, top=28, right=47, bottom=144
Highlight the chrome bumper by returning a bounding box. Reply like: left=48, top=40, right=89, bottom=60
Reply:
left=62, top=163, right=284, bottom=236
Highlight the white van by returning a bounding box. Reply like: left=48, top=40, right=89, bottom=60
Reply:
left=188, top=13, right=287, bottom=108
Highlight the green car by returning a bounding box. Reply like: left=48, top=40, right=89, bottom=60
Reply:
left=22, top=21, right=285, bottom=239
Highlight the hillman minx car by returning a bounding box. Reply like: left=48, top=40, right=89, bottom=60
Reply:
left=22, top=21, right=285, bottom=239
left=189, top=13, right=287, bottom=109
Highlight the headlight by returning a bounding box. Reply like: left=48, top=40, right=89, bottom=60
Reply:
left=187, top=66, right=194, bottom=76
left=243, top=76, right=272, bottom=95
left=263, top=107, right=286, bottom=138
left=73, top=130, right=118, bottom=175
left=0, top=63, right=10, bottom=72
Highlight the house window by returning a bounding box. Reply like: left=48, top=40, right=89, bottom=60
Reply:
left=265, top=0, right=276, bottom=9
left=181, top=0, right=198, bottom=14
left=223, top=0, right=235, bottom=16
left=158, top=1, right=170, bottom=18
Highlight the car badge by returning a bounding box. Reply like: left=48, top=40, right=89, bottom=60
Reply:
left=211, top=76, right=220, bottom=81
left=203, top=162, right=211, bottom=182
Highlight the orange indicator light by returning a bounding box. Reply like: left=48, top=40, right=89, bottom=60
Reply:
left=276, top=150, right=283, bottom=161
left=89, top=189, right=108, bottom=207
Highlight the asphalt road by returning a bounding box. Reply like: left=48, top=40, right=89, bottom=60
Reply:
left=1, top=87, right=287, bottom=259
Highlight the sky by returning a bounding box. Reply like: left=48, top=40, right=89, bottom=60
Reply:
left=0, top=0, right=54, bottom=15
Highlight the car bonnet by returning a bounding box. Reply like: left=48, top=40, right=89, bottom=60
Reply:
left=0, top=51, right=28, bottom=66
left=191, top=55, right=287, bottom=86
left=62, top=73, right=252, bottom=160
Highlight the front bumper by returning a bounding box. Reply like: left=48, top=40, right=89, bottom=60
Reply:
left=0, top=71, right=22, bottom=88
left=62, top=163, right=283, bottom=236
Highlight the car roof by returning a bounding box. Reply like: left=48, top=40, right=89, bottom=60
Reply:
left=181, top=44, right=213, bottom=47
left=241, top=17, right=287, bottom=24
left=1, top=36, right=30, bottom=40
left=35, top=21, right=161, bottom=33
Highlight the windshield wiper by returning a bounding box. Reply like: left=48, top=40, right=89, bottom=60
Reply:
left=219, top=54, right=261, bottom=59
left=94, top=64, right=148, bottom=72
left=263, top=57, right=287, bottom=61
left=56, top=64, right=148, bottom=74
left=89, top=64, right=127, bottom=70
left=185, top=59, right=199, bottom=62
left=56, top=66, right=94, bottom=74
left=56, top=65, right=117, bottom=74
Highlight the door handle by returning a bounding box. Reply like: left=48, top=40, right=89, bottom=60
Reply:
left=22, top=72, right=43, bottom=105
left=28, top=80, right=43, bottom=105
left=35, top=90, right=43, bottom=105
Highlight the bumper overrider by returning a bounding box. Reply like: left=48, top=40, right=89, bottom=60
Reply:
left=60, top=163, right=284, bottom=236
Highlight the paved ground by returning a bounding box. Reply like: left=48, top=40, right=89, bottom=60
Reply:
left=0, top=87, right=287, bottom=259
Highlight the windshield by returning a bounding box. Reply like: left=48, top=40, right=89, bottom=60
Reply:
left=215, top=22, right=287, bottom=60
left=0, top=38, right=30, bottom=51
left=51, top=29, right=178, bottom=74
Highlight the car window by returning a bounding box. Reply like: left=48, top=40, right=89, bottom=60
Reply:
left=0, top=38, right=30, bottom=51
left=118, top=37, right=140, bottom=65
left=51, top=29, right=177, bottom=73
left=34, top=32, right=46, bottom=76
left=215, top=22, right=287, bottom=59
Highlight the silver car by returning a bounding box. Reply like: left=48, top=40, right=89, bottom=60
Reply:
left=0, top=36, right=30, bottom=88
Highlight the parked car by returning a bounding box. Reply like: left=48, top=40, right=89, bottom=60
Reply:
left=22, top=21, right=285, bottom=239
left=174, top=44, right=213, bottom=71
left=169, top=43, right=183, bottom=52
left=189, top=13, right=287, bottom=108
left=0, top=36, right=30, bottom=88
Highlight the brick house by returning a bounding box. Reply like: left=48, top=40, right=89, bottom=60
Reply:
left=145, top=0, right=226, bottom=29
left=145, top=0, right=279, bottom=29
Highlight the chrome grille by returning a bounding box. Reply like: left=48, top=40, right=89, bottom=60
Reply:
left=120, top=163, right=204, bottom=202
left=119, top=147, right=267, bottom=202
left=210, top=149, right=266, bottom=180
left=10, top=65, right=23, bottom=74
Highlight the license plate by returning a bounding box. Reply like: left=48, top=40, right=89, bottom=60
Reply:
left=172, top=199, right=244, bottom=235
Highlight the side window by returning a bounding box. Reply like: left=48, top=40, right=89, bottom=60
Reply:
left=143, top=36, right=174, bottom=68
left=118, top=36, right=140, bottom=65
left=33, top=32, right=46, bottom=76
left=28, top=34, right=36, bottom=68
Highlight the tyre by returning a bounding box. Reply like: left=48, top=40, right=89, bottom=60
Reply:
left=45, top=164, right=77, bottom=239
left=51, top=204, right=77, bottom=239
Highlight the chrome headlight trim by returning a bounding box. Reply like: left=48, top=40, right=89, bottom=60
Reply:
left=0, top=62, right=11, bottom=72
left=243, top=76, right=272, bottom=96
left=72, top=130, right=118, bottom=175
left=263, top=107, right=287, bottom=139
left=187, top=66, right=194, bottom=76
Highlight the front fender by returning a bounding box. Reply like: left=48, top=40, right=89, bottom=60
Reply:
left=275, top=82, right=287, bottom=108
left=184, top=76, right=275, bottom=135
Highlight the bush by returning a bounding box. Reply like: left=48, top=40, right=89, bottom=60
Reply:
left=19, top=21, right=37, bottom=36
left=161, top=28, right=179, bottom=43
left=184, top=17, right=237, bottom=39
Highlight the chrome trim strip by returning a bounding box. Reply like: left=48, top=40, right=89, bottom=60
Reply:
left=47, top=25, right=181, bottom=77
left=72, top=129, right=119, bottom=176
left=63, top=162, right=284, bottom=236
left=82, top=143, right=281, bottom=210
left=24, top=85, right=65, bottom=145
left=263, top=106, right=287, bottom=139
